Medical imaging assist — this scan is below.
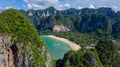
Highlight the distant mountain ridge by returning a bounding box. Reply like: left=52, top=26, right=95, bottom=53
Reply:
left=20, top=6, right=118, bottom=17
left=20, top=6, right=120, bottom=39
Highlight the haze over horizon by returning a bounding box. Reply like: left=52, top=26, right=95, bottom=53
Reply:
left=0, top=0, right=120, bottom=11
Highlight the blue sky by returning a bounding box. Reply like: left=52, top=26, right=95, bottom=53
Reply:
left=0, top=0, right=120, bottom=11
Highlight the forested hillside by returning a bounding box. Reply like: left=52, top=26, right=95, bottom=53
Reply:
left=19, top=7, right=120, bottom=67
left=20, top=6, right=120, bottom=45
left=56, top=38, right=120, bottom=67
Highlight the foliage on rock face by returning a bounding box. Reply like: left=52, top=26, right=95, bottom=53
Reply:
left=78, top=14, right=112, bottom=33
left=56, top=38, right=120, bottom=67
left=0, top=9, right=47, bottom=66
left=29, top=12, right=114, bottom=46
left=56, top=50, right=94, bottom=67
left=20, top=7, right=120, bottom=46
left=19, top=7, right=120, bottom=67
left=112, top=21, right=120, bottom=40
left=28, top=14, right=112, bottom=33
left=96, top=38, right=115, bottom=63
left=21, top=7, right=116, bottom=33
left=20, top=7, right=120, bottom=41
left=95, top=38, right=120, bottom=67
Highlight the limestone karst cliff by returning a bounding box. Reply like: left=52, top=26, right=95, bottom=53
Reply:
left=0, top=9, right=53, bottom=67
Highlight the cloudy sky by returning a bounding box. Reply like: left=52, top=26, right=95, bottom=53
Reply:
left=0, top=0, right=120, bottom=11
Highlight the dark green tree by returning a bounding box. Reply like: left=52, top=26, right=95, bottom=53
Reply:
left=95, top=38, right=117, bottom=66
left=56, top=50, right=93, bottom=67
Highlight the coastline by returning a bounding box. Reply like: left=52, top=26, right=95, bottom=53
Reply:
left=44, top=35, right=81, bottom=51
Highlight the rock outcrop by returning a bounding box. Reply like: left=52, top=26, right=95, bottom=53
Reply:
left=0, top=35, right=32, bottom=67
left=0, top=35, right=52, bottom=67
left=0, top=9, right=53, bottom=67
left=53, top=25, right=70, bottom=32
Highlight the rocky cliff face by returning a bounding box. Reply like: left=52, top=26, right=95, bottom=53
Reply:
left=0, top=36, right=14, bottom=67
left=53, top=25, right=70, bottom=32
left=20, top=7, right=117, bottom=32
left=0, top=35, right=52, bottom=67
left=21, top=7, right=116, bottom=18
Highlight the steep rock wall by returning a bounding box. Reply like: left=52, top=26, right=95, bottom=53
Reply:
left=0, top=35, right=52, bottom=67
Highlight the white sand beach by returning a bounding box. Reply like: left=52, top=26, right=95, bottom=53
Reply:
left=45, top=35, right=81, bottom=51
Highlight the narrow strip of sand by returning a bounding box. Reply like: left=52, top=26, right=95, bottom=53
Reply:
left=45, top=35, right=81, bottom=51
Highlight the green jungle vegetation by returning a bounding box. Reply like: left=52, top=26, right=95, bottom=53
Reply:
left=0, top=7, right=120, bottom=67
left=20, top=7, right=120, bottom=67
left=0, top=9, right=50, bottom=66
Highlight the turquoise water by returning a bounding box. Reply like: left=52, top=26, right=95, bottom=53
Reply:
left=40, top=36, right=71, bottom=60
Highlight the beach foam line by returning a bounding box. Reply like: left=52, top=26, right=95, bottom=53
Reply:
left=45, top=35, right=81, bottom=51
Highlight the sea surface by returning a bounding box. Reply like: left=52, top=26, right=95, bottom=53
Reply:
left=40, top=36, right=71, bottom=60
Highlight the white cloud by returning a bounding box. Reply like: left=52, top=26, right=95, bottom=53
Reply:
left=111, top=6, right=118, bottom=9
left=111, top=6, right=119, bottom=12
left=0, top=6, right=14, bottom=12
left=0, top=6, right=13, bottom=10
left=78, top=6, right=82, bottom=9
left=27, top=3, right=44, bottom=9
left=27, top=4, right=32, bottom=9
left=89, top=4, right=95, bottom=9
left=23, top=0, right=71, bottom=10
left=103, top=6, right=107, bottom=7
left=64, top=3, right=70, bottom=8
left=58, top=3, right=71, bottom=10
left=4, top=6, right=13, bottom=9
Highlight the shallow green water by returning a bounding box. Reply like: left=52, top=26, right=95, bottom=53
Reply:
left=40, top=36, right=71, bottom=60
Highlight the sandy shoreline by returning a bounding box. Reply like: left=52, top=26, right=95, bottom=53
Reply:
left=44, top=35, right=81, bottom=51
